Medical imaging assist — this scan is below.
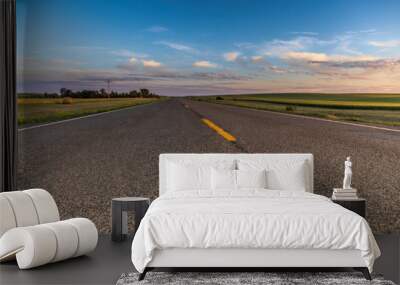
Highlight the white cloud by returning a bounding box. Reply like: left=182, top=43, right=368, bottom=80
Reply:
left=193, top=61, right=217, bottom=68
left=142, top=60, right=162, bottom=67
left=129, top=57, right=138, bottom=63
left=269, top=65, right=287, bottom=73
left=157, top=41, right=196, bottom=52
left=284, top=51, right=329, bottom=62
left=146, top=26, right=168, bottom=33
left=247, top=32, right=377, bottom=59
left=284, top=51, right=378, bottom=63
left=251, top=55, right=264, bottom=62
left=259, top=36, right=333, bottom=58
left=223, top=52, right=240, bottom=61
left=345, top=29, right=377, bottom=35
left=369, top=40, right=400, bottom=48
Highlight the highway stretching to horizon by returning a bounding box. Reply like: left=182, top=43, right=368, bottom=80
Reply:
left=17, top=98, right=400, bottom=234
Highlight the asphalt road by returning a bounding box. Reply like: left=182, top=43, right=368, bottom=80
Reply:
left=18, top=99, right=400, bottom=233
left=17, top=99, right=237, bottom=233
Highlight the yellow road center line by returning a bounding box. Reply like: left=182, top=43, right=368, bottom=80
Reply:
left=201, top=118, right=236, bottom=142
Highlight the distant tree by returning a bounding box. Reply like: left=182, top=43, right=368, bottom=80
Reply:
left=54, top=87, right=159, bottom=99
left=60, top=88, right=66, bottom=97
left=139, top=88, right=150, bottom=98
left=129, top=90, right=138, bottom=98
left=60, top=88, right=73, bottom=97
left=100, top=88, right=107, bottom=98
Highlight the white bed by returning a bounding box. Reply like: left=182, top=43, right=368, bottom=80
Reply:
left=131, top=154, right=380, bottom=280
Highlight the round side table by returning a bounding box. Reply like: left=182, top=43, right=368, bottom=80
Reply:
left=111, top=197, right=150, bottom=242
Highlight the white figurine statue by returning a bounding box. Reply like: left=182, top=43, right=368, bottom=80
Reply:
left=343, top=156, right=352, bottom=189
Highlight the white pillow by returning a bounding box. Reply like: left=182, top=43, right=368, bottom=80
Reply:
left=211, top=169, right=268, bottom=190
left=236, top=169, right=267, bottom=189
left=267, top=164, right=307, bottom=191
left=211, top=168, right=236, bottom=190
left=238, top=159, right=308, bottom=191
left=166, top=159, right=236, bottom=192
left=167, top=162, right=211, bottom=191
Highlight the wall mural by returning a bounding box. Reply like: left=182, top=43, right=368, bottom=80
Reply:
left=17, top=0, right=400, bottom=234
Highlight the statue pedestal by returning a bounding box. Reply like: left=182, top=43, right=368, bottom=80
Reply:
left=332, top=188, right=358, bottom=200
left=333, top=188, right=357, bottom=192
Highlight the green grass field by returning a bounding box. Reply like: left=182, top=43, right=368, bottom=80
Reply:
left=190, top=94, right=400, bottom=126
left=18, top=97, right=163, bottom=125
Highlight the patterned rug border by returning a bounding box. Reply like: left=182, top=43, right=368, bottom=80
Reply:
left=116, top=271, right=395, bottom=285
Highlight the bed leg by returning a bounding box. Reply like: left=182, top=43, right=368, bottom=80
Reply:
left=354, top=267, right=371, bottom=280
left=138, top=268, right=148, bottom=281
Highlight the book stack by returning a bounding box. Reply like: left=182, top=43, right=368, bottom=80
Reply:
left=332, top=188, right=358, bottom=200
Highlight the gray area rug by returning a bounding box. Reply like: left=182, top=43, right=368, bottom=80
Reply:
left=116, top=272, right=395, bottom=285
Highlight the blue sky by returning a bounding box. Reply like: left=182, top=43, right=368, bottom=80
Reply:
left=17, top=0, right=400, bottom=95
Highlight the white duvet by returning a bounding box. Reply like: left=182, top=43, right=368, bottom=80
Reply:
left=131, top=190, right=380, bottom=273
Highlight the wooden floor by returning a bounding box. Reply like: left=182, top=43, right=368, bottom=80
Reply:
left=0, top=234, right=398, bottom=285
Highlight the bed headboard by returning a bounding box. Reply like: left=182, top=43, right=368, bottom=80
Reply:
left=159, top=153, right=314, bottom=196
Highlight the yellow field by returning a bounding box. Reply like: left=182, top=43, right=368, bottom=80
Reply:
left=18, top=97, right=162, bottom=125
left=224, top=93, right=400, bottom=110
left=240, top=98, right=400, bottom=108
left=191, top=93, right=400, bottom=126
